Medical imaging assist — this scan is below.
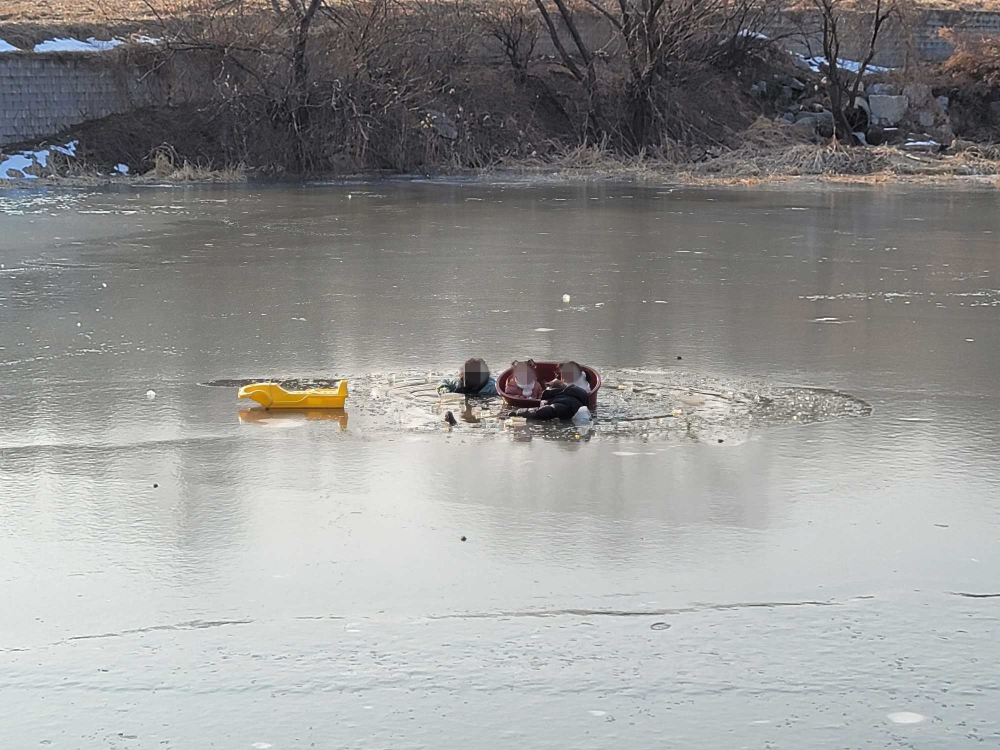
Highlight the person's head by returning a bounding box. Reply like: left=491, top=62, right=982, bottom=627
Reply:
left=557, top=360, right=584, bottom=384
left=460, top=357, right=490, bottom=391
left=511, top=359, right=539, bottom=388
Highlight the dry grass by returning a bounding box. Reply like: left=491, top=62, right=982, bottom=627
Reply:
left=5, top=0, right=1000, bottom=25
left=134, top=146, right=247, bottom=182
left=0, top=0, right=221, bottom=24
left=943, top=31, right=1000, bottom=89
left=498, top=118, right=1000, bottom=185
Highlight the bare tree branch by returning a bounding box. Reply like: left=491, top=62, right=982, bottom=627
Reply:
left=532, top=0, right=586, bottom=81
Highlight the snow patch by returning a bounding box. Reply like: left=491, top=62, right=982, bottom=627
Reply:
left=0, top=141, right=78, bottom=180
left=797, top=54, right=891, bottom=75
left=0, top=39, right=19, bottom=53
left=887, top=712, right=925, bottom=725
left=34, top=37, right=124, bottom=53
left=116, top=163, right=129, bottom=175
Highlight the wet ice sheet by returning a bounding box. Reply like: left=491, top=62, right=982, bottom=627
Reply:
left=2, top=182, right=1000, bottom=750
left=1, top=596, right=996, bottom=748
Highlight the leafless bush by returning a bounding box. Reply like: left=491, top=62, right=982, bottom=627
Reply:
left=530, top=0, right=785, bottom=149
left=482, top=0, right=540, bottom=82
left=942, top=29, right=1000, bottom=90
left=129, top=0, right=515, bottom=172
left=812, top=0, right=902, bottom=144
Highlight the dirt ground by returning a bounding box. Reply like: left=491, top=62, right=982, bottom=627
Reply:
left=1, top=1, right=201, bottom=25
left=2, top=0, right=999, bottom=26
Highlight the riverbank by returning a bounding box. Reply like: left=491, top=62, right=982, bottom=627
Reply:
left=4, top=0, right=1000, bottom=184
left=4, top=139, right=999, bottom=189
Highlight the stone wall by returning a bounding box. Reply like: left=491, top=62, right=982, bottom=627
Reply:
left=0, top=53, right=155, bottom=148
left=916, top=10, right=1000, bottom=61
left=768, top=9, right=1000, bottom=67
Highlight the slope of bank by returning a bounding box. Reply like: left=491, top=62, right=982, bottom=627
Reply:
left=3, top=2, right=1000, bottom=185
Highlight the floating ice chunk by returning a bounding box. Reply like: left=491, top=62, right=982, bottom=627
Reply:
left=562, top=293, right=571, bottom=303
left=534, top=327, right=554, bottom=332
left=887, top=712, right=925, bottom=725
left=146, top=390, right=156, bottom=400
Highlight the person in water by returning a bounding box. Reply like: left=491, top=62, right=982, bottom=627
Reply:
left=556, top=360, right=589, bottom=390
left=511, top=361, right=590, bottom=421
left=508, top=359, right=544, bottom=400
left=437, top=357, right=498, bottom=396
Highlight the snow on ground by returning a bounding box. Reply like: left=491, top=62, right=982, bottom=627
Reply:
left=34, top=37, right=124, bottom=53
left=0, top=141, right=78, bottom=180
left=0, top=36, right=159, bottom=54
left=28, top=36, right=161, bottom=54
left=798, top=54, right=892, bottom=75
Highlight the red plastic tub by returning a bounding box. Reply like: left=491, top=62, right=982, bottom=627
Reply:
left=496, top=362, right=601, bottom=411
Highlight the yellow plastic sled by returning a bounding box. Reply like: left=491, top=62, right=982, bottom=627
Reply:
left=238, top=380, right=348, bottom=409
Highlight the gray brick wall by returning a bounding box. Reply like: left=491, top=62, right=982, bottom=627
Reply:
left=0, top=54, right=153, bottom=148
left=769, top=9, right=1000, bottom=67
left=917, top=10, right=1000, bottom=62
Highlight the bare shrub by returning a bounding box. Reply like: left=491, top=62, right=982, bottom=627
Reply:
left=530, top=0, right=786, bottom=150
left=941, top=29, right=1000, bottom=90
left=482, top=0, right=540, bottom=82
left=805, top=0, right=907, bottom=142
left=938, top=29, right=1000, bottom=139
left=129, top=0, right=526, bottom=172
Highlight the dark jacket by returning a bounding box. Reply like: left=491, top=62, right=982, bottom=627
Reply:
left=437, top=375, right=498, bottom=397
left=515, top=381, right=589, bottom=421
